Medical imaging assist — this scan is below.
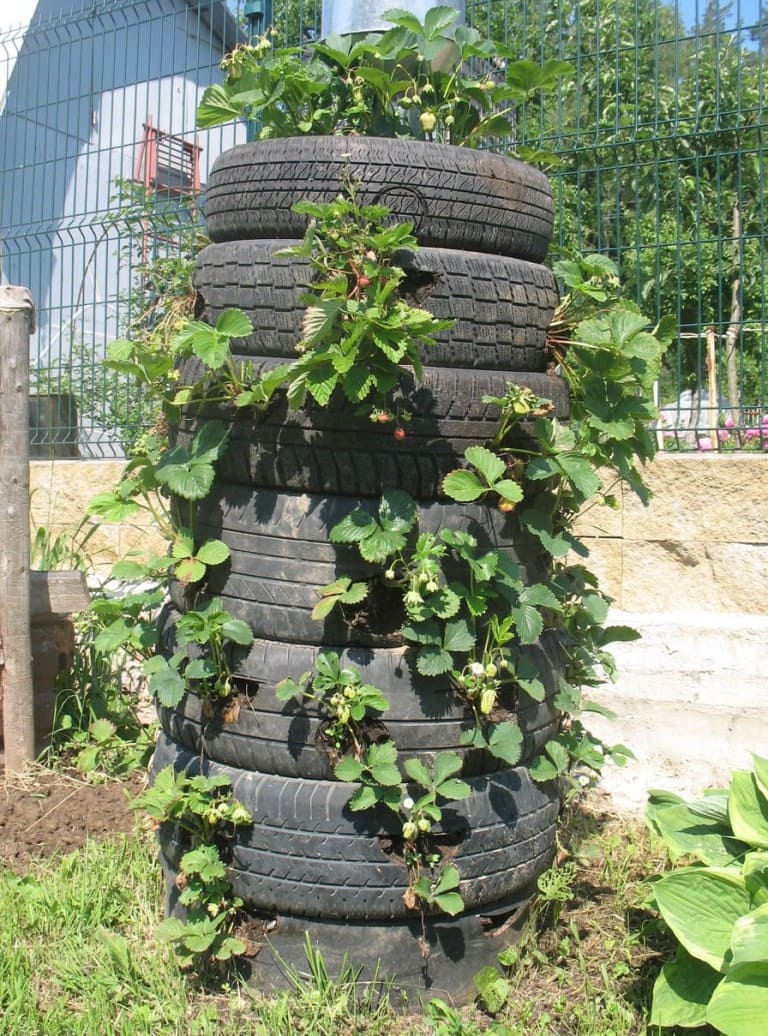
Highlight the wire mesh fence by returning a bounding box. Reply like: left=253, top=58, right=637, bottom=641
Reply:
left=0, top=0, right=765, bottom=456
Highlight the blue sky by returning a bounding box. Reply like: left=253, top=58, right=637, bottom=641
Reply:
left=675, top=0, right=763, bottom=33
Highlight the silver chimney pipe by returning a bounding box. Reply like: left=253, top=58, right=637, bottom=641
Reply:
left=321, top=1, right=465, bottom=38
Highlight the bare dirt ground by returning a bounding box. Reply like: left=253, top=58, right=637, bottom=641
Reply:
left=0, top=765, right=146, bottom=873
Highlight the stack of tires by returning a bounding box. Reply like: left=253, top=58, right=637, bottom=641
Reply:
left=153, top=137, right=568, bottom=997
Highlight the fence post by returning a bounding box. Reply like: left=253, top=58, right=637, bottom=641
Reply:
left=0, top=286, right=36, bottom=773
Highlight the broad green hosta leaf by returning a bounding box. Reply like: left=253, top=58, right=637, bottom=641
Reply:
left=646, top=796, right=748, bottom=866
left=654, top=868, right=751, bottom=972
left=729, top=771, right=768, bottom=848
left=707, top=963, right=768, bottom=1036
left=743, top=852, right=768, bottom=906
left=753, top=754, right=768, bottom=799
left=650, top=945, right=721, bottom=1029
left=731, top=903, right=768, bottom=965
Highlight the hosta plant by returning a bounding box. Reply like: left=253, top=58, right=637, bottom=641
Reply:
left=646, top=754, right=768, bottom=1035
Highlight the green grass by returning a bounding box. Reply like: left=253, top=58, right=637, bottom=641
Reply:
left=0, top=800, right=676, bottom=1036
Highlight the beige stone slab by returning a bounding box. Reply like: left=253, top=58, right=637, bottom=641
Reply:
left=620, top=540, right=768, bottom=613
left=622, top=454, right=768, bottom=544
left=31, top=459, right=126, bottom=526
left=30, top=459, right=168, bottom=578
left=572, top=474, right=625, bottom=537
left=569, top=537, right=624, bottom=605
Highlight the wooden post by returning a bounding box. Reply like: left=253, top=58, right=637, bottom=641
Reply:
left=0, top=286, right=36, bottom=772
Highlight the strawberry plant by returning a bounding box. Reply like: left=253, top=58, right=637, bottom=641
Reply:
left=131, top=766, right=253, bottom=969
left=275, top=651, right=389, bottom=756
left=336, top=744, right=472, bottom=914
left=198, top=6, right=569, bottom=158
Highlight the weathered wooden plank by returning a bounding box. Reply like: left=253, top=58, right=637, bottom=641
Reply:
left=29, top=570, right=89, bottom=620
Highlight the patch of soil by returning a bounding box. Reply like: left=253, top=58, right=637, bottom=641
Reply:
left=0, top=766, right=146, bottom=873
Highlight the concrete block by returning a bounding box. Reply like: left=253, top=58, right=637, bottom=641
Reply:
left=619, top=541, right=768, bottom=614
left=589, top=611, right=768, bottom=811
left=621, top=455, right=768, bottom=544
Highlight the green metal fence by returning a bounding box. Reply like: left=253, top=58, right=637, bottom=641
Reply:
left=0, top=0, right=765, bottom=455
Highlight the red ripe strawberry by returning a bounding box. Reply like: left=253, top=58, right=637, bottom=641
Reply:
left=358, top=275, right=371, bottom=288
left=393, top=427, right=406, bottom=441
left=377, top=411, right=391, bottom=423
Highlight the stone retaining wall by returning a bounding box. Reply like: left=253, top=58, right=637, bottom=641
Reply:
left=573, top=453, right=767, bottom=615
left=33, top=455, right=768, bottom=607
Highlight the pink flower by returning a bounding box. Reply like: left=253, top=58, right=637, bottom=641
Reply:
left=717, top=429, right=730, bottom=442
left=697, top=436, right=714, bottom=451
left=724, top=415, right=735, bottom=429
left=745, top=428, right=761, bottom=441
left=762, top=414, right=768, bottom=425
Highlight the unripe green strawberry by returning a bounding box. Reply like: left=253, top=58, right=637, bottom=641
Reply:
left=419, top=110, right=437, bottom=133
left=480, top=687, right=496, bottom=715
